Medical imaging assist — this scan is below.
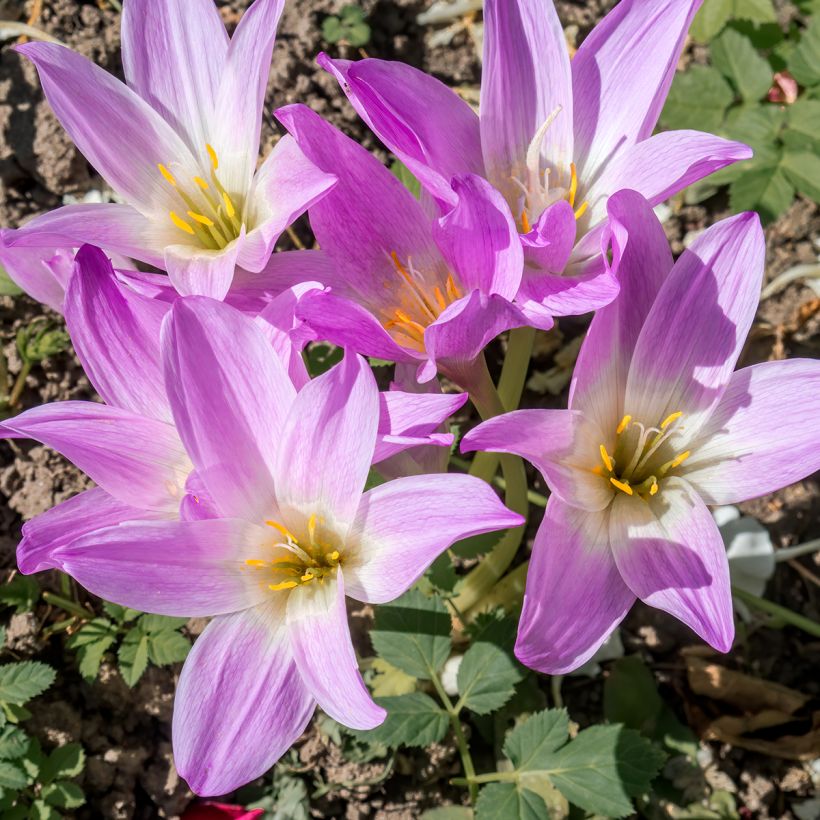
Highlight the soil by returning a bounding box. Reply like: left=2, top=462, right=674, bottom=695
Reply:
left=0, top=1, right=818, bottom=818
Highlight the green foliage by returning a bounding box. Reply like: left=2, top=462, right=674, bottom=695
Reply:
left=0, top=264, right=23, bottom=297
left=0, top=664, right=55, bottom=708
left=690, top=0, right=777, bottom=42
left=455, top=641, right=523, bottom=716
left=389, top=159, right=422, bottom=200
left=322, top=4, right=371, bottom=47
left=0, top=577, right=39, bottom=615
left=358, top=693, right=449, bottom=748
left=475, top=783, right=547, bottom=819
left=304, top=342, right=344, bottom=377
left=16, top=320, right=70, bottom=366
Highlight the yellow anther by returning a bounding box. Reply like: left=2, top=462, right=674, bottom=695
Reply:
left=187, top=211, right=215, bottom=227
left=669, top=450, right=691, bottom=469
left=245, top=559, right=267, bottom=568
left=269, top=580, right=298, bottom=591
left=650, top=480, right=659, bottom=496
left=300, top=572, right=314, bottom=582
left=446, top=273, right=461, bottom=302
left=193, top=176, right=209, bottom=190
left=591, top=465, right=604, bottom=476
left=661, top=411, right=683, bottom=429
left=599, top=444, right=614, bottom=473
left=521, top=209, right=531, bottom=233
left=610, top=477, right=633, bottom=496
left=616, top=415, right=632, bottom=435
left=568, top=162, right=578, bottom=207
left=328, top=550, right=340, bottom=562
left=158, top=163, right=177, bottom=186
left=574, top=201, right=589, bottom=220
left=433, top=286, right=447, bottom=311
left=265, top=520, right=294, bottom=540
left=206, top=143, right=219, bottom=169
left=169, top=211, right=195, bottom=235
left=308, top=513, right=317, bottom=544
left=222, top=191, right=236, bottom=219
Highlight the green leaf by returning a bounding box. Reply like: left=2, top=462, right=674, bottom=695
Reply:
left=603, top=656, right=663, bottom=734
left=389, top=160, right=421, bottom=200
left=711, top=29, right=773, bottom=101
left=0, top=663, right=55, bottom=706
left=29, top=799, right=61, bottom=820
left=146, top=630, right=191, bottom=666
left=138, top=614, right=188, bottom=633
left=690, top=0, right=732, bottom=42
left=322, top=17, right=344, bottom=43
left=784, top=98, right=820, bottom=152
left=450, top=531, right=502, bottom=560
left=40, top=780, right=85, bottom=809
left=305, top=342, right=343, bottom=377
left=370, top=590, right=451, bottom=680
left=101, top=603, right=141, bottom=623
left=789, top=20, right=820, bottom=87
left=370, top=658, right=417, bottom=697
left=781, top=149, right=820, bottom=201
left=475, top=783, right=546, bottom=820
left=456, top=643, right=523, bottom=715
left=0, top=576, right=39, bottom=614
left=355, top=693, right=448, bottom=748
left=729, top=161, right=794, bottom=222
left=0, top=727, right=28, bottom=761
left=345, top=21, right=371, bottom=47
left=503, top=709, right=570, bottom=770
left=39, top=744, right=84, bottom=783
left=67, top=619, right=117, bottom=681
left=426, top=553, right=458, bottom=594
left=660, top=66, right=733, bottom=132
left=421, top=808, right=473, bottom=820
left=2, top=704, right=31, bottom=725
left=0, top=264, right=23, bottom=297
left=0, top=761, right=27, bottom=789
left=117, top=630, right=149, bottom=688
left=734, top=0, right=777, bottom=24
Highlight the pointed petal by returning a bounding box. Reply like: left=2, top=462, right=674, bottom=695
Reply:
left=610, top=477, right=734, bottom=652
left=625, top=212, right=765, bottom=438
left=287, top=569, right=385, bottom=729
left=570, top=190, right=673, bottom=434
left=461, top=409, right=613, bottom=511
left=0, top=230, right=71, bottom=312
left=0, top=402, right=187, bottom=512
left=17, top=488, right=160, bottom=575
left=55, top=518, right=273, bottom=616
left=173, top=602, right=315, bottom=796
left=344, top=474, right=522, bottom=603
left=164, top=236, right=243, bottom=299
left=66, top=245, right=171, bottom=422
left=684, top=359, right=820, bottom=504
left=16, top=43, right=198, bottom=211
left=481, top=0, right=573, bottom=189
left=162, top=296, right=295, bottom=521
left=275, top=355, right=378, bottom=534
left=572, top=0, right=701, bottom=180
left=515, top=496, right=634, bottom=675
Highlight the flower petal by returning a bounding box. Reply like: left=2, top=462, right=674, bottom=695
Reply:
left=461, top=409, right=613, bottom=511
left=0, top=230, right=71, bottom=312
left=610, top=476, right=734, bottom=652
left=162, top=296, right=295, bottom=521
left=684, top=359, right=820, bottom=504
left=173, top=601, right=314, bottom=796
left=344, top=474, right=523, bottom=604
left=625, top=212, right=765, bottom=438
left=164, top=236, right=243, bottom=299
left=287, top=568, right=385, bottom=730
left=54, top=518, right=273, bottom=617
left=274, top=354, right=379, bottom=535
left=481, top=0, right=573, bottom=190
left=515, top=496, right=634, bottom=675
left=0, top=402, right=188, bottom=512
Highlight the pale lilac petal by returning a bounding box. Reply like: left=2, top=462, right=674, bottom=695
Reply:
left=121, top=0, right=228, bottom=152
left=287, top=569, right=385, bottom=730
left=572, top=0, right=701, bottom=180
left=17, top=43, right=198, bottom=211
left=570, top=190, right=673, bottom=434
left=610, top=477, right=734, bottom=652
left=179, top=471, right=221, bottom=523
left=0, top=402, right=188, bottom=512
left=344, top=474, right=523, bottom=603
left=432, top=174, right=523, bottom=300
left=17, top=488, right=161, bottom=575
left=162, top=296, right=295, bottom=521
left=0, top=230, right=71, bottom=312
left=164, top=235, right=243, bottom=299
left=66, top=245, right=172, bottom=422
left=319, top=53, right=482, bottom=206
left=235, top=249, right=335, bottom=297
left=520, top=200, right=576, bottom=274
left=55, top=518, right=272, bottom=616
left=481, top=0, right=573, bottom=191
left=174, top=601, right=315, bottom=796
left=625, top=212, right=765, bottom=438
left=239, top=135, right=337, bottom=273
left=461, top=409, right=613, bottom=511
left=684, top=359, right=820, bottom=504
left=274, top=355, right=379, bottom=534
left=515, top=496, right=634, bottom=675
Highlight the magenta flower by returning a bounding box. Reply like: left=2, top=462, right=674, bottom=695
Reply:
left=462, top=190, right=820, bottom=673
left=0, top=231, right=74, bottom=312
left=320, top=0, right=751, bottom=322
left=28, top=298, right=521, bottom=795
left=273, top=104, right=547, bottom=385
left=9, top=0, right=335, bottom=299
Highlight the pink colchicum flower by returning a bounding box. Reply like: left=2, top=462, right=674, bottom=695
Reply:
left=6, top=245, right=469, bottom=574
left=462, top=190, right=820, bottom=673
left=273, top=104, right=553, bottom=385
left=0, top=231, right=74, bottom=312
left=9, top=0, right=335, bottom=299
left=27, top=300, right=522, bottom=795
left=320, top=0, right=752, bottom=322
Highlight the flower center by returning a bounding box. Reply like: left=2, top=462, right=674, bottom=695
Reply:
left=595, top=412, right=693, bottom=501
left=245, top=514, right=342, bottom=593
left=157, top=144, right=244, bottom=250
left=380, top=251, right=463, bottom=351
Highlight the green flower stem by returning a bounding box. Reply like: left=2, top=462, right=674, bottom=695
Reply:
left=451, top=770, right=517, bottom=787
left=7, top=361, right=31, bottom=411
left=732, top=586, right=820, bottom=637
left=42, top=591, right=92, bottom=620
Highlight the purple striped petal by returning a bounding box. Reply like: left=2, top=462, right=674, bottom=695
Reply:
left=0, top=230, right=71, bottom=312
left=164, top=235, right=244, bottom=299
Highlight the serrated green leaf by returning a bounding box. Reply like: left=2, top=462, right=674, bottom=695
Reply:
left=101, top=603, right=141, bottom=623
left=504, top=709, right=569, bottom=770
left=729, top=161, right=794, bottom=221
left=66, top=618, right=116, bottom=649
left=789, top=20, right=820, bottom=87
left=370, top=658, right=417, bottom=697
left=371, top=590, right=451, bottom=680
left=518, top=772, right=569, bottom=817
left=465, top=612, right=517, bottom=652
left=40, top=780, right=85, bottom=809
left=2, top=704, right=30, bottom=725
left=146, top=630, right=190, bottom=666
left=781, top=149, right=820, bottom=201
left=450, top=531, right=502, bottom=560
left=0, top=727, right=28, bottom=761
left=711, top=29, right=773, bottom=101
left=785, top=99, right=820, bottom=152
left=661, top=66, right=733, bottom=132
left=138, top=614, right=188, bottom=634
left=475, top=782, right=546, bottom=820
left=603, top=656, right=663, bottom=734
left=0, top=761, right=27, bottom=789
left=456, top=643, right=522, bottom=715
left=0, top=576, right=39, bottom=614
left=389, top=160, right=421, bottom=200
left=0, top=663, right=55, bottom=706
left=355, top=693, right=448, bottom=748
left=724, top=104, right=786, bottom=146
left=690, top=0, right=732, bottom=42
left=39, top=744, right=84, bottom=783
left=426, top=553, right=458, bottom=593
left=118, top=630, right=149, bottom=688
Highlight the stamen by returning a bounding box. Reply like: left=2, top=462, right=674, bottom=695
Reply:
left=610, top=478, right=633, bottom=496
left=446, top=274, right=460, bottom=302
left=193, top=176, right=209, bottom=190
left=525, top=106, right=563, bottom=179
left=327, top=550, right=340, bottom=562
left=650, top=480, right=659, bottom=496
left=521, top=209, right=532, bottom=234
left=568, top=163, right=578, bottom=208
left=300, top=572, right=314, bottom=582
left=661, top=411, right=682, bottom=430
left=433, top=287, right=447, bottom=311
left=265, top=520, right=295, bottom=540
left=308, top=513, right=317, bottom=545
left=616, top=415, right=632, bottom=435
left=158, top=164, right=177, bottom=186
left=206, top=143, right=219, bottom=170
left=599, top=444, right=614, bottom=473
left=222, top=191, right=236, bottom=219
left=187, top=211, right=215, bottom=227
left=245, top=559, right=267, bottom=568
left=670, top=450, right=691, bottom=469
left=269, top=580, right=298, bottom=592
left=574, top=201, right=589, bottom=220
left=169, top=211, right=195, bottom=235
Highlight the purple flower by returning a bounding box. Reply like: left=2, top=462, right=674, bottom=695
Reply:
left=0, top=230, right=74, bottom=312
left=462, top=190, right=820, bottom=673
left=9, top=0, right=335, bottom=299
left=23, top=297, right=522, bottom=795
left=320, top=0, right=751, bottom=322
left=273, top=104, right=548, bottom=385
